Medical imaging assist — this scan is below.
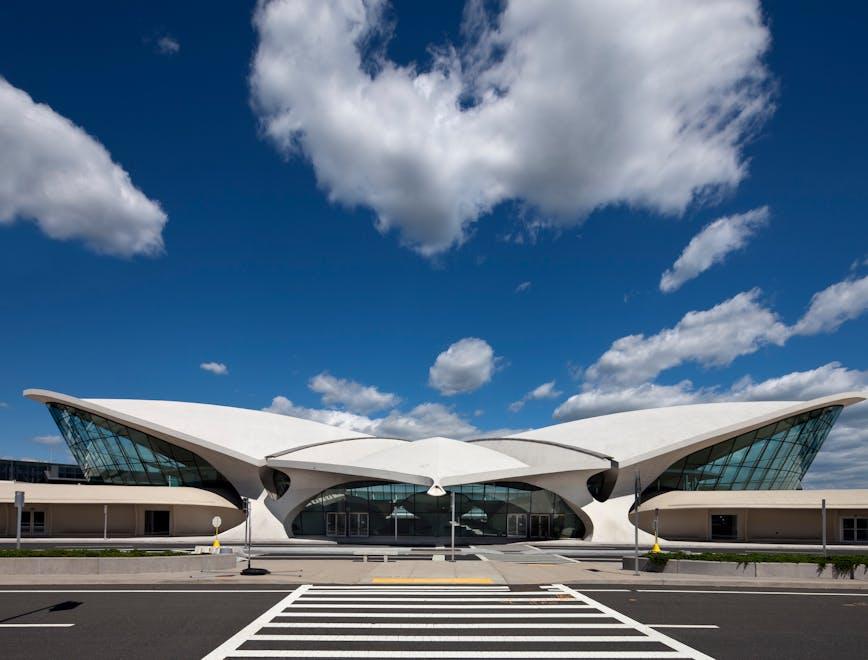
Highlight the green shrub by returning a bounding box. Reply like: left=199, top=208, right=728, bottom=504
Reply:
left=0, top=548, right=186, bottom=558
left=643, top=551, right=868, bottom=577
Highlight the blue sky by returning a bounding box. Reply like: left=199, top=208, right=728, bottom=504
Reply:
left=0, top=1, right=866, bottom=486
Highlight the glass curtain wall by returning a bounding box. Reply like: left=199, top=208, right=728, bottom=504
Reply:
left=48, top=403, right=240, bottom=504
left=644, top=406, right=842, bottom=498
left=292, top=481, right=585, bottom=539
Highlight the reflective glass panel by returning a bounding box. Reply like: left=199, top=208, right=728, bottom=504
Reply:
left=47, top=403, right=239, bottom=504
left=643, top=406, right=842, bottom=498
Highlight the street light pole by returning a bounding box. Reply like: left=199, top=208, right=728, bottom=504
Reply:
left=633, top=473, right=641, bottom=576
left=821, top=498, right=827, bottom=558
left=241, top=496, right=270, bottom=576
left=450, top=491, right=456, bottom=562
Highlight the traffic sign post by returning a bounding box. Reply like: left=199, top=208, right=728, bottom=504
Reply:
left=14, top=490, right=24, bottom=550
left=212, top=515, right=222, bottom=550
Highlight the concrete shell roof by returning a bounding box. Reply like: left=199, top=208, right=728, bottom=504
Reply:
left=0, top=481, right=239, bottom=508
left=508, top=393, right=868, bottom=467
left=639, top=489, right=868, bottom=511
left=269, top=436, right=531, bottom=486
left=23, top=389, right=867, bottom=487
left=24, top=390, right=372, bottom=465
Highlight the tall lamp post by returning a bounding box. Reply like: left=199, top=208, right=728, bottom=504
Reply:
left=241, top=496, right=270, bottom=576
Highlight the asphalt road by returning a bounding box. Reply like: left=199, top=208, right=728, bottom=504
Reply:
left=1, top=584, right=866, bottom=659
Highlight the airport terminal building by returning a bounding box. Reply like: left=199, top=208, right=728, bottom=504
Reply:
left=6, top=389, right=868, bottom=544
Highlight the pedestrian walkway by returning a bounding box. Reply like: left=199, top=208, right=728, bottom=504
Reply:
left=203, top=583, right=713, bottom=659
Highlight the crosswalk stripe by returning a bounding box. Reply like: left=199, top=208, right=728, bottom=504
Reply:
left=260, top=622, right=632, bottom=629
left=552, top=584, right=714, bottom=660
left=306, top=585, right=508, bottom=590
left=284, top=603, right=595, bottom=609
left=298, top=596, right=569, bottom=602
left=272, top=611, right=614, bottom=618
left=204, top=583, right=714, bottom=660
left=249, top=633, right=657, bottom=642
left=223, top=651, right=692, bottom=658
left=201, top=584, right=312, bottom=660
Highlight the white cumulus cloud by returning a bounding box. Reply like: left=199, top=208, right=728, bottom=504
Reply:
left=792, top=274, right=868, bottom=336
left=264, top=396, right=517, bottom=440
left=515, top=281, right=531, bottom=294
left=660, top=206, right=769, bottom=293
left=308, top=372, right=400, bottom=413
left=200, top=361, right=229, bottom=375
left=156, top=35, right=180, bottom=55
left=554, top=381, right=702, bottom=421
left=250, top=0, right=772, bottom=255
left=429, top=337, right=499, bottom=395
left=509, top=380, right=562, bottom=412
left=0, top=77, right=167, bottom=256
left=30, top=434, right=64, bottom=446
left=585, top=289, right=790, bottom=386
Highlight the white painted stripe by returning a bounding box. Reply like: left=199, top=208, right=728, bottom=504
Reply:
left=250, top=634, right=656, bottom=642
left=301, top=590, right=547, bottom=596
left=201, top=584, right=311, bottom=660
left=273, top=611, right=613, bottom=619
left=0, top=623, right=75, bottom=628
left=286, top=603, right=594, bottom=609
left=649, top=625, right=719, bottom=629
left=261, top=622, right=631, bottom=629
left=637, top=589, right=868, bottom=597
left=0, top=589, right=294, bottom=594
left=307, top=585, right=508, bottom=590
left=223, top=651, right=689, bottom=658
left=553, top=554, right=580, bottom=563
left=298, top=597, right=566, bottom=602
left=553, top=584, right=713, bottom=660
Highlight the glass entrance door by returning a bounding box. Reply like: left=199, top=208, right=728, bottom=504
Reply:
left=21, top=511, right=46, bottom=536
left=326, top=512, right=346, bottom=537
left=507, top=513, right=527, bottom=538
left=710, top=514, right=738, bottom=540
left=530, top=514, right=550, bottom=539
left=144, top=510, right=170, bottom=536
left=349, top=512, right=369, bottom=537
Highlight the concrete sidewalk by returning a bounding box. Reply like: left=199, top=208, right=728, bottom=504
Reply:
left=1, top=557, right=867, bottom=589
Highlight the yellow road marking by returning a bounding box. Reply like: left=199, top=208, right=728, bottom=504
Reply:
left=371, top=577, right=495, bottom=585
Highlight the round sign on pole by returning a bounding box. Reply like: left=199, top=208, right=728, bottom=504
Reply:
left=212, top=515, right=222, bottom=528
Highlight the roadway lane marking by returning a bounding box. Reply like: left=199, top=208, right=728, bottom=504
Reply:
left=306, top=590, right=550, bottom=600
left=262, top=622, right=633, bottom=629
left=284, top=603, right=597, bottom=609
left=272, top=611, right=614, bottom=618
left=637, top=589, right=868, bottom=596
left=299, top=584, right=508, bottom=589
left=300, top=596, right=570, bottom=602
left=371, top=577, right=494, bottom=584
left=0, top=624, right=75, bottom=628
left=201, top=584, right=311, bottom=660
left=213, top=652, right=696, bottom=658
left=649, top=625, right=720, bottom=629
left=205, top=584, right=708, bottom=659
left=553, top=584, right=714, bottom=660
left=0, top=589, right=296, bottom=594
left=250, top=634, right=659, bottom=642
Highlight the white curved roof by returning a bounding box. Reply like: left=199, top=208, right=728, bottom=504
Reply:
left=24, top=389, right=372, bottom=465
left=639, top=489, right=868, bottom=511
left=0, top=481, right=239, bottom=508
left=23, top=389, right=867, bottom=488
left=507, top=393, right=868, bottom=467
left=269, top=435, right=533, bottom=486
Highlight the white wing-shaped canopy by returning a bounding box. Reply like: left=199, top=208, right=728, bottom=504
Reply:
left=24, top=389, right=867, bottom=494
